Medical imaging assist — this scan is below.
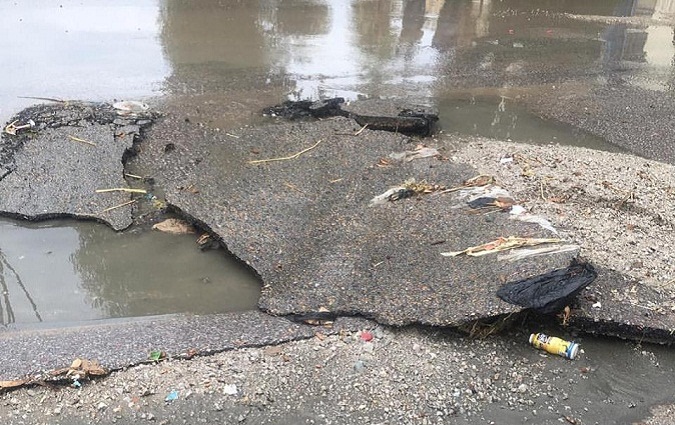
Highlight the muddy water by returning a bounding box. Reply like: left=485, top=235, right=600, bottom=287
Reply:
left=3, top=1, right=673, bottom=135
left=437, top=97, right=625, bottom=151
left=0, top=0, right=169, bottom=124
left=0, top=218, right=260, bottom=327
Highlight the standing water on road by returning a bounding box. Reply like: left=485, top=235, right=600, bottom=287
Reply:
left=2, top=0, right=675, bottom=422
left=0, top=218, right=260, bottom=327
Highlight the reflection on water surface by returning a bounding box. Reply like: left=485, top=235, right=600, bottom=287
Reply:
left=0, top=219, right=260, bottom=327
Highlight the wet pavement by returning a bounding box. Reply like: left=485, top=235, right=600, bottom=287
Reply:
left=1, top=0, right=675, bottom=423
left=0, top=103, right=150, bottom=231
left=138, top=111, right=577, bottom=327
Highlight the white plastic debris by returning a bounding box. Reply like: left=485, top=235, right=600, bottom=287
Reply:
left=404, top=147, right=440, bottom=161
left=223, top=384, right=238, bottom=395
left=113, top=100, right=149, bottom=115
left=457, top=185, right=512, bottom=203
left=509, top=206, right=559, bottom=235
left=369, top=187, right=407, bottom=206
left=498, top=244, right=580, bottom=262
left=388, top=146, right=440, bottom=162
left=592, top=302, right=602, bottom=309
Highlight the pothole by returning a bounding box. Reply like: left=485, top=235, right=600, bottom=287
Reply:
left=0, top=217, right=261, bottom=327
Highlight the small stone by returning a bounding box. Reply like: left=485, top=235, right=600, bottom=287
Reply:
left=517, top=384, right=528, bottom=393
left=53, top=406, right=62, bottom=415
left=97, top=402, right=108, bottom=411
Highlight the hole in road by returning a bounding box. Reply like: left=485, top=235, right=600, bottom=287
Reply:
left=0, top=218, right=261, bottom=327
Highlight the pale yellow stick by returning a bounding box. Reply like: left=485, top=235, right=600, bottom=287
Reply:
left=96, top=188, right=147, bottom=194
left=68, top=135, right=96, bottom=146
left=354, top=124, right=369, bottom=136
left=248, top=140, right=322, bottom=165
left=100, top=199, right=137, bottom=214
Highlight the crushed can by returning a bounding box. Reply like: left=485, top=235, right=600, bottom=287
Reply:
left=529, top=333, right=579, bottom=360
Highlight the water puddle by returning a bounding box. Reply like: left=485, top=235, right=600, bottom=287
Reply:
left=0, top=218, right=260, bottom=327
left=438, top=96, right=626, bottom=152
left=476, top=331, right=675, bottom=423
left=0, top=0, right=169, bottom=124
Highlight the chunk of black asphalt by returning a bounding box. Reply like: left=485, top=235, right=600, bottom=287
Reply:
left=496, top=259, right=598, bottom=314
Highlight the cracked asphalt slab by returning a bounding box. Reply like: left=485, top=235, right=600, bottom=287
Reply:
left=450, top=138, right=675, bottom=342
left=138, top=111, right=576, bottom=327
left=0, top=103, right=153, bottom=231
left=1, top=98, right=674, bottom=395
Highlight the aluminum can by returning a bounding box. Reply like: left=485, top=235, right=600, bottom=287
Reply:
left=529, top=333, right=579, bottom=360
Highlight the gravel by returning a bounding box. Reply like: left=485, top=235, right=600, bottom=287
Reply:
left=2, top=321, right=670, bottom=425
left=0, top=326, right=607, bottom=425
left=449, top=136, right=675, bottom=295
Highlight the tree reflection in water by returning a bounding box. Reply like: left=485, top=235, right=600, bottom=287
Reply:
left=0, top=249, right=42, bottom=325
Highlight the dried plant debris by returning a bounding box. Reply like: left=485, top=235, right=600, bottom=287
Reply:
left=152, top=218, right=196, bottom=234
left=3, top=119, right=36, bottom=135
left=0, top=358, right=108, bottom=391
left=497, top=244, right=580, bottom=262
left=51, top=358, right=107, bottom=379
left=370, top=178, right=447, bottom=205
left=440, top=175, right=497, bottom=195
left=441, top=236, right=564, bottom=258
left=458, top=313, right=519, bottom=339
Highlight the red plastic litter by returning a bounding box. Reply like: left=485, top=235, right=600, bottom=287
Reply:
left=360, top=331, right=374, bottom=342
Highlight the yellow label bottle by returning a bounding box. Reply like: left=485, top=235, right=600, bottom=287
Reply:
left=529, top=333, right=579, bottom=360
